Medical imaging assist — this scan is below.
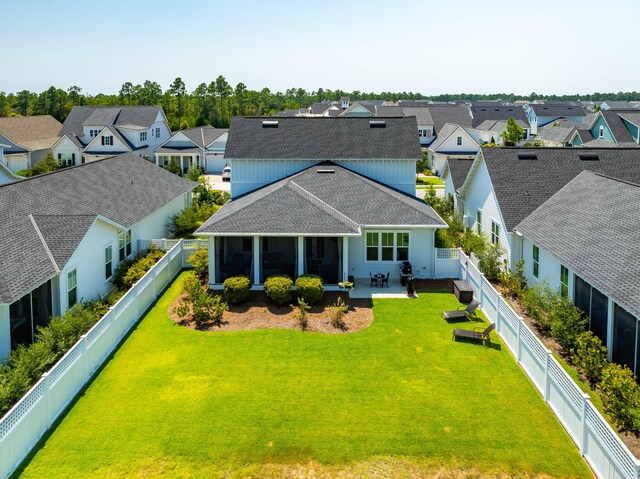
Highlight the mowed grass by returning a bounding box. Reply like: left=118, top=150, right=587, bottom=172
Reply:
left=15, top=273, right=591, bottom=478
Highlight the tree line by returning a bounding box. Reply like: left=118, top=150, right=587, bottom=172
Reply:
left=0, top=77, right=638, bottom=131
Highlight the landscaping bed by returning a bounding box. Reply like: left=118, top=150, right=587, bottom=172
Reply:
left=169, top=290, right=373, bottom=334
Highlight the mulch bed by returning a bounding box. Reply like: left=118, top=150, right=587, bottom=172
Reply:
left=169, top=290, right=373, bottom=334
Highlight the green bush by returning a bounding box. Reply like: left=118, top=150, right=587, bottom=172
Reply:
left=121, top=247, right=165, bottom=288
left=326, top=297, right=348, bottom=330
left=165, top=159, right=181, bottom=175
left=599, top=363, right=640, bottom=432
left=111, top=256, right=137, bottom=289
left=570, top=331, right=608, bottom=385
left=477, top=243, right=503, bottom=282
left=0, top=304, right=100, bottom=416
left=175, top=273, right=228, bottom=327
left=523, top=282, right=557, bottom=333
left=548, top=296, right=586, bottom=351
left=295, top=274, right=324, bottom=304
left=223, top=275, right=252, bottom=304
left=188, top=248, right=209, bottom=282
left=500, top=260, right=527, bottom=299
left=293, top=297, right=310, bottom=330
left=264, top=274, right=293, bottom=305
left=168, top=203, right=221, bottom=238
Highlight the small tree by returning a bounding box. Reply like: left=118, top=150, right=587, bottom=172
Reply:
left=165, top=159, right=181, bottom=176
left=293, top=297, right=310, bottom=330
left=326, top=297, right=348, bottom=330
left=186, top=164, right=204, bottom=182
left=175, top=274, right=228, bottom=327
left=187, top=248, right=209, bottom=282
left=500, top=118, right=525, bottom=146
left=477, top=242, right=503, bottom=282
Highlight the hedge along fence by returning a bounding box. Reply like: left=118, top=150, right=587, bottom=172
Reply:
left=459, top=252, right=640, bottom=479
left=0, top=241, right=186, bottom=479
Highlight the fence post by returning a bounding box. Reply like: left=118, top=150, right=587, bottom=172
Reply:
left=580, top=393, right=591, bottom=454
left=516, top=316, right=523, bottom=363
left=80, top=334, right=88, bottom=379
left=495, top=290, right=501, bottom=332
left=478, top=273, right=484, bottom=308
left=41, top=372, right=52, bottom=427
left=544, top=351, right=552, bottom=401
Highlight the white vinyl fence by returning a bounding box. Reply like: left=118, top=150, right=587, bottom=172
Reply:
left=139, top=238, right=207, bottom=265
left=459, top=252, right=640, bottom=479
left=434, top=248, right=461, bottom=278
left=0, top=241, right=186, bottom=479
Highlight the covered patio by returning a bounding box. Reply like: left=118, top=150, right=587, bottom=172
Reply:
left=155, top=147, right=202, bottom=174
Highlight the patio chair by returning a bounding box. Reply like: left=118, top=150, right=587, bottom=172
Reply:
left=380, top=272, right=390, bottom=288
left=441, top=298, right=480, bottom=321
left=369, top=273, right=378, bottom=288
left=452, top=323, right=495, bottom=343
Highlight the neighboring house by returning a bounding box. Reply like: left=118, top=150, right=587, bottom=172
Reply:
left=53, top=106, right=171, bottom=164
left=570, top=109, right=640, bottom=147
left=457, top=147, right=640, bottom=271
left=525, top=103, right=587, bottom=134
left=470, top=104, right=530, bottom=139
left=226, top=117, right=420, bottom=198
left=340, top=102, right=376, bottom=117
left=0, top=143, right=24, bottom=184
left=376, top=106, right=435, bottom=146
left=0, top=115, right=62, bottom=172
left=195, top=116, right=447, bottom=290
left=516, top=171, right=640, bottom=375
left=475, top=119, right=530, bottom=144
left=155, top=126, right=228, bottom=174
left=0, top=153, right=196, bottom=360
left=537, top=119, right=584, bottom=147
left=426, top=123, right=481, bottom=174
left=599, top=101, right=638, bottom=110
left=441, top=157, right=475, bottom=210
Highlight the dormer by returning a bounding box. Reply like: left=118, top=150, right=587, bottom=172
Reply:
left=341, top=96, right=350, bottom=109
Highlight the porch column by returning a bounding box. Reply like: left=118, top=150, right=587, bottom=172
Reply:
left=342, top=236, right=349, bottom=283
left=297, top=236, right=304, bottom=277
left=180, top=157, right=184, bottom=174
left=606, top=299, right=615, bottom=361
left=253, top=236, right=260, bottom=284
left=0, top=303, right=10, bottom=361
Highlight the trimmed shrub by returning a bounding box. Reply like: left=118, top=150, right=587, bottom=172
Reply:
left=295, top=274, right=324, bottom=304
left=112, top=256, right=137, bottom=289
left=121, top=247, right=165, bottom=288
left=523, top=282, right=557, bottom=333
left=264, top=274, right=293, bottom=305
left=500, top=260, right=527, bottom=299
left=188, top=248, right=209, bottom=282
left=223, top=275, right=252, bottom=304
left=570, top=331, right=608, bottom=385
left=599, top=363, right=640, bottom=432
left=293, top=297, right=310, bottom=330
left=548, top=296, right=586, bottom=351
left=176, top=273, right=228, bottom=327
left=477, top=242, right=503, bottom=282
left=326, top=297, right=348, bottom=330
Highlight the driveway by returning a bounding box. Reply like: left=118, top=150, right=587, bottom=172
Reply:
left=204, top=174, right=231, bottom=192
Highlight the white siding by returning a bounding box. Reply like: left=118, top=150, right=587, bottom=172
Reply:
left=52, top=136, right=82, bottom=166
left=205, top=153, right=226, bottom=173
left=84, top=130, right=130, bottom=156
left=230, top=158, right=416, bottom=198
left=521, top=236, right=572, bottom=297
left=462, top=157, right=511, bottom=262
left=443, top=168, right=455, bottom=198
left=347, top=228, right=435, bottom=279
left=5, top=154, right=29, bottom=172
left=59, top=219, right=120, bottom=310
left=130, top=193, right=189, bottom=248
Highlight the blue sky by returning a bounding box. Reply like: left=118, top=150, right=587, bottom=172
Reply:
left=3, top=0, right=639, bottom=96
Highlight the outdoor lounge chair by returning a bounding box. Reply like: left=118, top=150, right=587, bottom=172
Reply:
left=452, top=323, right=495, bottom=343
left=441, top=298, right=480, bottom=321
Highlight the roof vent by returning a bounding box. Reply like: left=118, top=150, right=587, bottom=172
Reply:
left=262, top=120, right=279, bottom=128
left=317, top=169, right=335, bottom=173
left=578, top=153, right=599, bottom=161
left=369, top=120, right=386, bottom=128
left=517, top=153, right=538, bottom=160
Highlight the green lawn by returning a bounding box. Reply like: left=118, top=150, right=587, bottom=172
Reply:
left=416, top=176, right=444, bottom=186
left=15, top=273, right=591, bottom=478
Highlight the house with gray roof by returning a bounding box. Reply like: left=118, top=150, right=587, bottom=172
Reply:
left=524, top=102, right=587, bottom=134
left=195, top=116, right=447, bottom=290
left=457, top=147, right=640, bottom=272
left=426, top=123, right=481, bottom=174
left=155, top=125, right=228, bottom=174
left=515, top=171, right=640, bottom=375
left=570, top=109, right=640, bottom=148
left=0, top=115, right=63, bottom=172
left=52, top=106, right=171, bottom=165
left=0, top=153, right=196, bottom=360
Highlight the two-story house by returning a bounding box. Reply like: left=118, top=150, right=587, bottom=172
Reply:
left=0, top=115, right=62, bottom=172
left=155, top=126, right=228, bottom=174
left=52, top=106, right=171, bottom=164
left=195, top=116, right=447, bottom=290
left=0, top=153, right=196, bottom=360
left=570, top=109, right=640, bottom=148
left=525, top=102, right=587, bottom=134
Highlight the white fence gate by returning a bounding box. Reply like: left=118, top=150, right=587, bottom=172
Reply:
left=434, top=248, right=461, bottom=278
left=0, top=241, right=187, bottom=479
left=459, top=252, right=640, bottom=479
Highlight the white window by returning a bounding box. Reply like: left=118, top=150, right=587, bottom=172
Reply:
left=532, top=245, right=539, bottom=278
left=67, top=269, right=77, bottom=307
left=456, top=136, right=463, bottom=146
left=491, top=221, right=499, bottom=245
left=155, top=127, right=160, bottom=138
left=102, top=135, right=113, bottom=146
left=105, top=245, right=113, bottom=279
left=140, top=131, right=147, bottom=142
left=366, top=231, right=410, bottom=262
left=419, top=129, right=427, bottom=138
left=58, top=153, right=75, bottom=167
left=118, top=230, right=132, bottom=261
left=89, top=129, right=100, bottom=138
left=599, top=125, right=605, bottom=139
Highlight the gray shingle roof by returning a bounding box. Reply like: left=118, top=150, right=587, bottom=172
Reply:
left=530, top=104, right=586, bottom=118
left=60, top=106, right=163, bottom=137
left=178, top=126, right=228, bottom=148
left=376, top=106, right=434, bottom=125
left=478, top=147, right=640, bottom=231
left=0, top=153, right=196, bottom=304
left=445, top=158, right=475, bottom=190
left=426, top=105, right=473, bottom=136
left=516, top=171, right=640, bottom=319
left=225, top=117, right=421, bottom=160
left=601, top=110, right=636, bottom=143
left=470, top=105, right=529, bottom=128
left=196, top=162, right=446, bottom=235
